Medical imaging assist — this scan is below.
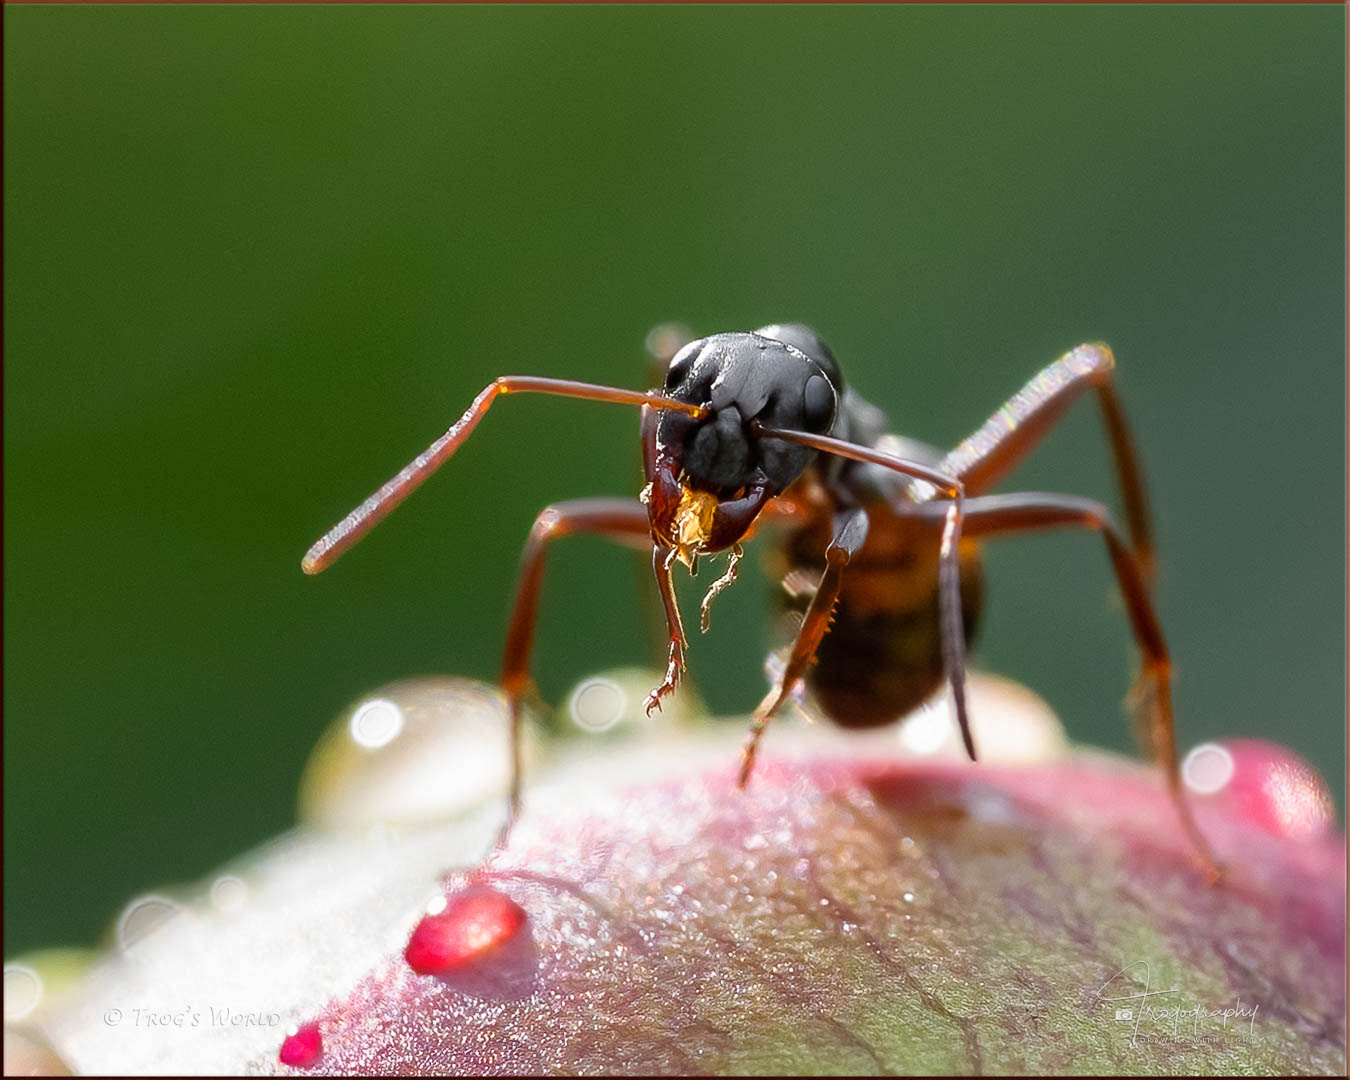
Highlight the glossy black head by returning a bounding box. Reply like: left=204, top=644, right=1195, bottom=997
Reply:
left=653, top=331, right=839, bottom=494
left=754, top=323, right=844, bottom=395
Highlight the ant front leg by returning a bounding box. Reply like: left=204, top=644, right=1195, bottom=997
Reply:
left=738, top=507, right=871, bottom=788
left=940, top=344, right=1156, bottom=581
left=953, top=492, right=1222, bottom=880
left=644, top=544, right=689, bottom=716
left=499, top=498, right=652, bottom=840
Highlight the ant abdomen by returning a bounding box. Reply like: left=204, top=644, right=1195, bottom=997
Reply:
left=778, top=510, right=985, bottom=729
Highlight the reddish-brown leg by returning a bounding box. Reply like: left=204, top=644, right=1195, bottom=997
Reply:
left=952, top=491, right=1221, bottom=880
left=940, top=344, right=1156, bottom=581
left=498, top=498, right=653, bottom=839
left=642, top=544, right=689, bottom=716
left=639, top=498, right=825, bottom=713
left=738, top=507, right=871, bottom=788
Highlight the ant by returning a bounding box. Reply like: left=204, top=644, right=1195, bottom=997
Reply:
left=303, top=322, right=1220, bottom=878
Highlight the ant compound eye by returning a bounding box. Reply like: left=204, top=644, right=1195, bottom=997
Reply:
left=664, top=342, right=701, bottom=390
left=802, top=372, right=837, bottom=432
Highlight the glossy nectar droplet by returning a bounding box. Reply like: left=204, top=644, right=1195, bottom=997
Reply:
left=404, top=887, right=526, bottom=976
left=278, top=1022, right=323, bottom=1068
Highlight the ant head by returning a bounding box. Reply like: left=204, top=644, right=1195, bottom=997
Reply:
left=753, top=323, right=844, bottom=393
left=641, top=329, right=839, bottom=559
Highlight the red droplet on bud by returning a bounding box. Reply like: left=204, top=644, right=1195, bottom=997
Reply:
left=1184, top=738, right=1335, bottom=841
left=405, top=886, right=528, bottom=975
left=278, top=1022, right=323, bottom=1068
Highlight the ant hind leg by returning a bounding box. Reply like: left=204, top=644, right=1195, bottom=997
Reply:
left=940, top=343, right=1156, bottom=582
left=953, top=491, right=1222, bottom=881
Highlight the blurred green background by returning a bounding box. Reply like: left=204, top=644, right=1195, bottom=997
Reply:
left=5, top=7, right=1343, bottom=956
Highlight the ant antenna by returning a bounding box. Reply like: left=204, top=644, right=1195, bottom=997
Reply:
left=303, top=376, right=705, bottom=575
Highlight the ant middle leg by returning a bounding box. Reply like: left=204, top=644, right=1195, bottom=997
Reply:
left=738, top=507, right=870, bottom=788
left=953, top=491, right=1221, bottom=879
left=499, top=498, right=652, bottom=838
left=940, top=343, right=1156, bottom=581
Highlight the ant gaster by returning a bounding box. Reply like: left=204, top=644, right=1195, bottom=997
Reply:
left=303, top=322, right=1220, bottom=879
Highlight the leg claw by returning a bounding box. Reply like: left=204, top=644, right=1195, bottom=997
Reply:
left=645, top=640, right=685, bottom=717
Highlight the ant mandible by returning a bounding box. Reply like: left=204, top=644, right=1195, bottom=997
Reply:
left=303, top=322, right=1220, bottom=879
